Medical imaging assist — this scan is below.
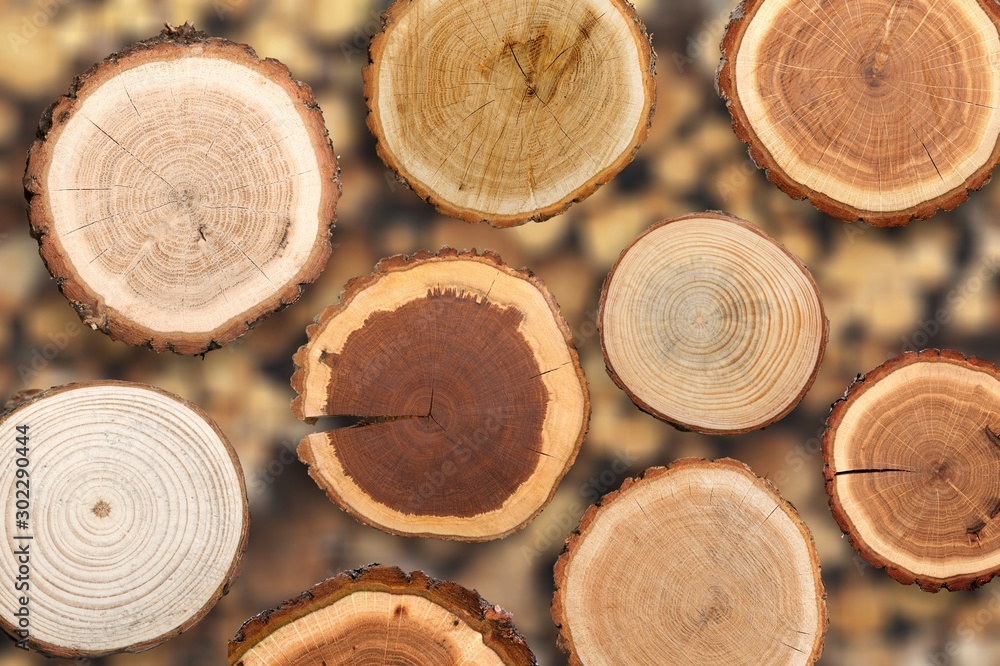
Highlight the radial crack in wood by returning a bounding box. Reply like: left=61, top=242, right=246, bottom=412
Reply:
left=599, top=212, right=827, bottom=435
left=228, top=565, right=536, bottom=665
left=718, top=0, right=1000, bottom=225
left=291, top=248, right=590, bottom=541
left=363, top=0, right=657, bottom=227
left=0, top=381, right=248, bottom=657
left=552, top=458, right=827, bottom=665
left=824, top=349, right=1000, bottom=591
left=24, top=23, right=340, bottom=354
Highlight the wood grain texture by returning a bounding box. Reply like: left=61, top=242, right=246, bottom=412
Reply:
left=24, top=23, right=340, bottom=354
left=0, top=381, right=248, bottom=657
left=364, top=0, right=656, bottom=227
left=599, top=212, right=827, bottom=435
left=553, top=458, right=827, bottom=666
left=825, top=349, right=1000, bottom=591
left=291, top=248, right=590, bottom=541
left=228, top=565, right=536, bottom=665
left=718, top=0, right=1000, bottom=225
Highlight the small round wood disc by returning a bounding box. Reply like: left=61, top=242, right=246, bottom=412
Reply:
left=718, top=0, right=1000, bottom=225
left=0, top=381, right=248, bottom=657
left=229, top=565, right=535, bottom=665
left=553, top=459, right=827, bottom=665
left=825, top=350, right=1000, bottom=591
left=24, top=23, right=340, bottom=354
left=292, top=248, right=590, bottom=541
left=364, top=0, right=656, bottom=227
left=599, top=212, right=827, bottom=435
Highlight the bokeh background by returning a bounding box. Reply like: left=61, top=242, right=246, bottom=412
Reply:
left=1, top=0, right=999, bottom=664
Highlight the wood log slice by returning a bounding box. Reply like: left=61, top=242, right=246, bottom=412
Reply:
left=363, top=0, right=657, bottom=227
left=599, top=212, right=827, bottom=435
left=825, top=349, right=1000, bottom=591
left=553, top=458, right=827, bottom=666
left=291, top=248, right=590, bottom=541
left=228, top=565, right=536, bottom=665
left=24, top=23, right=340, bottom=354
left=718, top=0, right=1000, bottom=225
left=0, top=381, right=248, bottom=657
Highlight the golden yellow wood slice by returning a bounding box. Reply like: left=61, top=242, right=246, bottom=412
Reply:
left=599, top=212, right=827, bottom=435
left=364, top=0, right=656, bottom=227
left=0, top=381, right=248, bottom=657
left=719, top=0, right=1000, bottom=225
left=825, top=349, right=1000, bottom=591
left=553, top=459, right=827, bottom=665
left=229, top=565, right=536, bottom=665
left=24, top=23, right=340, bottom=354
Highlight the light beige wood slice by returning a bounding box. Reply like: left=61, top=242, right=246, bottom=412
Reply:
left=599, top=212, right=827, bottom=435
left=718, top=0, right=1000, bottom=225
left=228, top=565, right=536, bottom=665
left=364, top=0, right=657, bottom=227
left=24, top=23, right=340, bottom=354
left=825, top=349, right=1000, bottom=591
left=291, top=248, right=590, bottom=541
left=0, top=381, right=248, bottom=657
left=553, top=458, right=827, bottom=666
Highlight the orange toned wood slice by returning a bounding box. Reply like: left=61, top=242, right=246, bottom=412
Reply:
left=24, top=23, right=340, bottom=354
left=363, top=0, right=657, bottom=227
left=718, top=0, right=1000, bottom=225
left=553, top=459, right=827, bottom=666
left=599, top=212, right=827, bottom=435
left=291, top=248, right=590, bottom=541
left=228, top=565, right=536, bottom=665
left=0, top=381, right=248, bottom=657
left=825, top=349, right=1000, bottom=591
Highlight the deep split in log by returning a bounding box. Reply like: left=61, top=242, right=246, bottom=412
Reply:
left=599, top=212, right=827, bottom=435
left=718, top=0, right=1000, bottom=225
left=364, top=0, right=657, bottom=227
left=24, top=23, right=340, bottom=354
left=228, top=565, right=536, bottom=665
left=825, top=349, right=1000, bottom=591
left=553, top=458, right=827, bottom=665
left=0, top=381, right=248, bottom=657
left=291, top=248, right=590, bottom=541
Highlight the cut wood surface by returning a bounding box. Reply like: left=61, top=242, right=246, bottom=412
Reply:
left=599, top=212, right=827, bottom=435
left=229, top=565, right=536, bottom=665
left=292, top=248, right=590, bottom=541
left=0, top=381, right=248, bottom=657
left=825, top=349, right=1000, bottom=591
left=24, top=23, right=340, bottom=354
left=553, top=458, right=826, bottom=666
left=718, top=0, right=1000, bottom=225
left=364, top=0, right=656, bottom=227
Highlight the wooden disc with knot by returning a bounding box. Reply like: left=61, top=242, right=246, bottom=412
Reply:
left=292, top=248, right=590, bottom=541
left=553, top=459, right=827, bottom=666
left=24, top=23, right=340, bottom=354
left=229, top=565, right=536, bottom=665
left=599, top=212, right=827, bottom=435
left=0, top=381, right=248, bottom=657
left=364, top=0, right=657, bottom=227
left=718, top=0, right=1000, bottom=225
left=825, top=350, right=1000, bottom=591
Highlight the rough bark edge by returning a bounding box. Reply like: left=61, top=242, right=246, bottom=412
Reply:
left=22, top=22, right=341, bottom=355
left=0, top=380, right=250, bottom=658
left=362, top=0, right=658, bottom=228
left=597, top=210, right=829, bottom=435
left=823, top=348, right=1000, bottom=592
left=228, top=564, right=536, bottom=665
left=552, top=458, right=828, bottom=665
left=716, top=0, right=1000, bottom=227
left=289, top=246, right=591, bottom=541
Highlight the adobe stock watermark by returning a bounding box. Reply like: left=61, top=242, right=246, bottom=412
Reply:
left=340, top=9, right=384, bottom=62
left=7, top=0, right=71, bottom=54
left=671, top=9, right=731, bottom=73
left=16, top=320, right=82, bottom=383
left=926, top=586, right=1000, bottom=666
